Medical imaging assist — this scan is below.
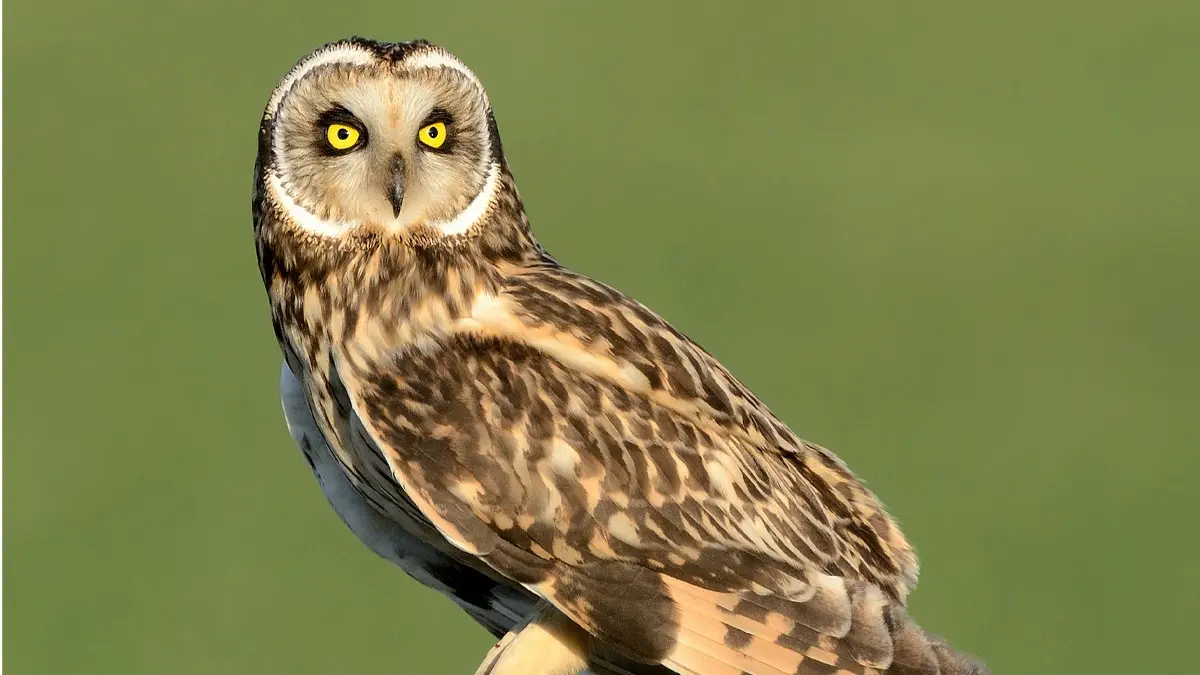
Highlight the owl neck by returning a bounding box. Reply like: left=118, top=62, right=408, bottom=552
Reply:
left=461, top=165, right=546, bottom=264
left=259, top=169, right=547, bottom=370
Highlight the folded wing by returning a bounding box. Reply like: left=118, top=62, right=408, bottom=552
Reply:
left=333, top=263, right=984, bottom=674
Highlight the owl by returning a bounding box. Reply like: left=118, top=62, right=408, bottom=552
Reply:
left=252, top=37, right=989, bottom=675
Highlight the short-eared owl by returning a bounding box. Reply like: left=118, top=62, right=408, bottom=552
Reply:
left=252, top=37, right=989, bottom=675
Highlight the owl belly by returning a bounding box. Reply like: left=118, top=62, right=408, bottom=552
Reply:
left=279, top=362, right=536, bottom=637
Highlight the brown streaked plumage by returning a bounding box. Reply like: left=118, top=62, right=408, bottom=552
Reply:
left=253, top=37, right=989, bottom=675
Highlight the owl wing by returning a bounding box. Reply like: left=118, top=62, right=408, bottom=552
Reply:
left=279, top=361, right=540, bottom=639
left=335, top=262, right=983, bottom=675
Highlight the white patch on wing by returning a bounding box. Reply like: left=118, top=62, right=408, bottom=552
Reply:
left=705, top=451, right=742, bottom=501
left=449, top=479, right=482, bottom=504
left=607, top=512, right=641, bottom=547
left=706, top=459, right=737, bottom=501
left=538, top=483, right=561, bottom=524
left=548, top=438, right=580, bottom=477
left=467, top=291, right=506, bottom=323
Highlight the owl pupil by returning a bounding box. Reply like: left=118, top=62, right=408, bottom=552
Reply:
left=337, top=128, right=350, bottom=140
left=428, top=127, right=439, bottom=139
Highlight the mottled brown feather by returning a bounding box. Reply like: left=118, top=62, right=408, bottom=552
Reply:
left=327, top=271, right=984, bottom=674
left=253, top=38, right=987, bottom=675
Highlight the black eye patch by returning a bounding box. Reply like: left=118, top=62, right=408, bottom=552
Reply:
left=314, top=105, right=368, bottom=154
left=416, top=107, right=457, bottom=154
left=420, top=107, right=455, bottom=128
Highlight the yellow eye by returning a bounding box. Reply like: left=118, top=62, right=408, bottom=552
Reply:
left=418, top=122, right=447, bottom=149
left=326, top=124, right=361, bottom=151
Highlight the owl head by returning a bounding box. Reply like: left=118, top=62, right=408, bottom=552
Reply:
left=254, top=38, right=515, bottom=248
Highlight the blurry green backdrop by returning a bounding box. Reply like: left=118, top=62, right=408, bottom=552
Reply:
left=6, top=2, right=1199, bottom=673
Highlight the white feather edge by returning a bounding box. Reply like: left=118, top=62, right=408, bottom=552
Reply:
left=265, top=161, right=501, bottom=239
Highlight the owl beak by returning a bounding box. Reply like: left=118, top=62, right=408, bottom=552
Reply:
left=388, top=156, right=406, bottom=218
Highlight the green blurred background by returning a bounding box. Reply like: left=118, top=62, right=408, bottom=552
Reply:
left=6, top=1, right=1199, bottom=673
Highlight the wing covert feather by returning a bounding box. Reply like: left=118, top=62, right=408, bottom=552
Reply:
left=334, top=263, right=986, bottom=673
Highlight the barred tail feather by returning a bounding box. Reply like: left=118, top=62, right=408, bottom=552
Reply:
left=658, top=575, right=988, bottom=675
